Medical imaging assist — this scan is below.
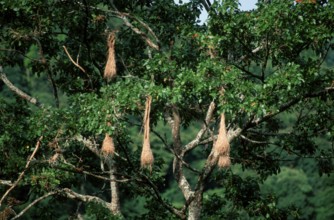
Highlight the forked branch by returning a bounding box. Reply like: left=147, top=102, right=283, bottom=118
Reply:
left=183, top=101, right=216, bottom=154
left=62, top=46, right=86, bottom=73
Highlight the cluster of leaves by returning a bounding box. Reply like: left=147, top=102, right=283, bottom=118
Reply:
left=1, top=0, right=334, bottom=219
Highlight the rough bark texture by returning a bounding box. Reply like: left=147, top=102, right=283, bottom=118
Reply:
left=108, top=163, right=121, bottom=215
left=187, top=191, right=203, bottom=220
left=170, top=106, right=193, bottom=200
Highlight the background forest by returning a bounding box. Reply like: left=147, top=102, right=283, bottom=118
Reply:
left=1, top=0, right=334, bottom=219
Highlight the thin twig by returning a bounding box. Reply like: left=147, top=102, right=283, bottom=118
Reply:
left=62, top=46, right=86, bottom=73
left=58, top=160, right=131, bottom=183
left=0, top=136, right=43, bottom=206
left=240, top=135, right=271, bottom=144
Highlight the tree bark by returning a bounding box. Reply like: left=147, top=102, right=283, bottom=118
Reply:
left=107, top=162, right=121, bottom=215
left=187, top=192, right=203, bottom=220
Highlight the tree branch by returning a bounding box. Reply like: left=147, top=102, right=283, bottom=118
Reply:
left=0, top=180, right=13, bottom=187
left=238, top=45, right=263, bottom=62
left=200, top=0, right=211, bottom=12
left=79, top=2, right=160, bottom=51
left=0, top=136, right=43, bottom=207
left=0, top=68, right=43, bottom=107
left=166, top=106, right=193, bottom=201
left=11, top=191, right=57, bottom=220
left=246, top=87, right=334, bottom=130
left=138, top=173, right=186, bottom=219
left=59, top=188, right=113, bottom=210
left=183, top=101, right=215, bottom=154
left=62, top=46, right=86, bottom=73
left=115, top=13, right=159, bottom=50
left=240, top=134, right=271, bottom=144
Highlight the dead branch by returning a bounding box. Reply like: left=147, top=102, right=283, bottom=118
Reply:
left=0, top=136, right=43, bottom=207
left=62, top=46, right=86, bottom=73
left=0, top=69, right=42, bottom=107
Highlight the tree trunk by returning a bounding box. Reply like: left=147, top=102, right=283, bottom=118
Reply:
left=108, top=162, right=121, bottom=215
left=187, top=192, right=202, bottom=220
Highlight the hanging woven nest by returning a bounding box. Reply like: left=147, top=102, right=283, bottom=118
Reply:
left=213, top=113, right=230, bottom=157
left=104, top=32, right=117, bottom=81
left=101, top=133, right=115, bottom=156
left=140, top=96, right=154, bottom=171
left=217, top=155, right=231, bottom=168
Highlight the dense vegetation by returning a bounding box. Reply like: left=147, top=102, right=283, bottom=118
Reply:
left=1, top=0, right=333, bottom=219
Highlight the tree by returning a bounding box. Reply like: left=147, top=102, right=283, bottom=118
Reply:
left=1, top=0, right=333, bottom=219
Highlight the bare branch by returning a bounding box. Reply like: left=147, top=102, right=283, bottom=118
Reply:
left=0, top=69, right=42, bottom=107
left=11, top=191, right=57, bottom=220
left=0, top=180, right=13, bottom=187
left=183, top=101, right=215, bottom=154
left=61, top=188, right=110, bottom=205
left=0, top=136, right=43, bottom=206
left=116, top=13, right=159, bottom=50
left=62, top=46, right=86, bottom=73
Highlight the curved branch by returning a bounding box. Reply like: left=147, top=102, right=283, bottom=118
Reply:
left=11, top=191, right=57, bottom=220
left=0, top=69, right=43, bottom=107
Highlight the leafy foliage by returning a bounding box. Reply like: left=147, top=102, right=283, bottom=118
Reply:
left=1, top=0, right=334, bottom=219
